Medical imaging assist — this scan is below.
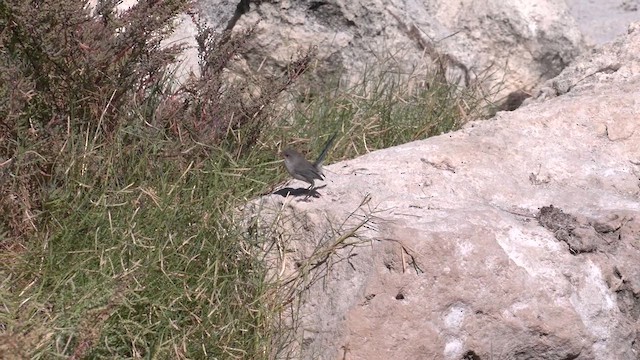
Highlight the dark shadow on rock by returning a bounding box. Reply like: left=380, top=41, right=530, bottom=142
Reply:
left=273, top=184, right=327, bottom=199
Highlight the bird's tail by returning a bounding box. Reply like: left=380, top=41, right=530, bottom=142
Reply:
left=314, top=133, right=337, bottom=176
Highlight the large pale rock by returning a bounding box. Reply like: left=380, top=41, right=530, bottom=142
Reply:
left=247, top=23, right=640, bottom=360
left=566, top=0, right=640, bottom=45
left=207, top=0, right=585, bottom=101
left=533, top=22, right=640, bottom=101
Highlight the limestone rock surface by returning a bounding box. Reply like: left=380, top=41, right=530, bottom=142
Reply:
left=204, top=0, right=585, bottom=101
left=248, top=22, right=640, bottom=360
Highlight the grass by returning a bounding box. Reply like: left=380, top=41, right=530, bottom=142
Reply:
left=1, top=129, right=278, bottom=358
left=0, top=1, right=493, bottom=359
left=271, top=54, right=489, bottom=161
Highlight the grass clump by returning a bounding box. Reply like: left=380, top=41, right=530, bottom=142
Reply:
left=0, top=1, right=492, bottom=359
left=0, top=1, right=308, bottom=358
left=269, top=52, right=490, bottom=161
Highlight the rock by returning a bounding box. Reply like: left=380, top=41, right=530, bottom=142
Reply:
left=246, top=22, right=640, bottom=360
left=531, top=22, right=640, bottom=101
left=204, top=0, right=585, bottom=101
left=566, top=0, right=640, bottom=45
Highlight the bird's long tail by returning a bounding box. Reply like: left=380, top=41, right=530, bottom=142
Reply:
left=314, top=133, right=337, bottom=176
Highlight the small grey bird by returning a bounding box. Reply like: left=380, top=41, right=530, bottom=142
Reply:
left=281, top=133, right=336, bottom=192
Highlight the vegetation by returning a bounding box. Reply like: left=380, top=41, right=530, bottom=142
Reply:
left=0, top=1, right=489, bottom=358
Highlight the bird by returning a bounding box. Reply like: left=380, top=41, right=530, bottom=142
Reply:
left=281, top=133, right=336, bottom=193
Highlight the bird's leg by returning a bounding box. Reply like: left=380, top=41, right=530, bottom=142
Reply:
left=303, top=182, right=315, bottom=200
